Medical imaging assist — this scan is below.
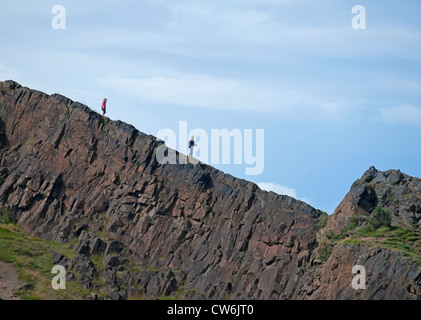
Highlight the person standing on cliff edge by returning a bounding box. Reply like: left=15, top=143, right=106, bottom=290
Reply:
left=189, top=136, right=196, bottom=158
left=101, top=98, right=107, bottom=116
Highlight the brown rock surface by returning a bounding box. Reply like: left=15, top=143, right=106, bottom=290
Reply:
left=294, top=244, right=421, bottom=300
left=0, top=80, right=323, bottom=299
left=1, top=80, right=420, bottom=300
left=328, top=166, right=421, bottom=233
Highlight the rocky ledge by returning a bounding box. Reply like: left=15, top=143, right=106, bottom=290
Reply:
left=0, top=80, right=420, bottom=300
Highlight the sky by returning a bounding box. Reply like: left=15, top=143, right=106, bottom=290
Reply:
left=1, top=0, right=421, bottom=214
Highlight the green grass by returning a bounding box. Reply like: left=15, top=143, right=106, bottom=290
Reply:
left=0, top=223, right=95, bottom=300
left=318, top=244, right=333, bottom=262
left=146, top=266, right=161, bottom=272
left=355, top=225, right=392, bottom=237
left=125, top=261, right=143, bottom=274
left=320, top=208, right=421, bottom=263
left=341, top=226, right=421, bottom=263
left=156, top=287, right=203, bottom=300
left=0, top=223, right=189, bottom=300
left=98, top=211, right=108, bottom=222
left=318, top=214, right=328, bottom=229
left=90, top=253, right=105, bottom=270
left=0, top=204, right=11, bottom=224
left=325, top=217, right=359, bottom=242
left=157, top=294, right=179, bottom=300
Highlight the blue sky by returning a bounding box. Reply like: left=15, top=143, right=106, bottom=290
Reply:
left=1, top=0, right=421, bottom=213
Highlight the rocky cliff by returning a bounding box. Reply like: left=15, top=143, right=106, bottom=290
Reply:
left=0, top=80, right=420, bottom=300
left=328, top=166, right=421, bottom=233
left=295, top=166, right=421, bottom=299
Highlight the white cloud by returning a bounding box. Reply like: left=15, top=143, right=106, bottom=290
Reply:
left=257, top=182, right=297, bottom=198
left=379, top=105, right=421, bottom=126
left=163, top=1, right=421, bottom=61
left=257, top=181, right=317, bottom=207
left=256, top=181, right=323, bottom=210
left=98, top=73, right=346, bottom=119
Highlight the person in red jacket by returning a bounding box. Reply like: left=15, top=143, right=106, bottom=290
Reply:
left=101, top=98, right=107, bottom=116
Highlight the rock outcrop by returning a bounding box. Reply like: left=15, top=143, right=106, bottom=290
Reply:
left=294, top=244, right=421, bottom=299
left=328, top=166, right=421, bottom=233
left=0, top=80, right=323, bottom=299
left=298, top=166, right=421, bottom=300
left=0, top=80, right=420, bottom=300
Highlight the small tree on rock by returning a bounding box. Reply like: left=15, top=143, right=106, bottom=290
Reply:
left=369, top=206, right=392, bottom=230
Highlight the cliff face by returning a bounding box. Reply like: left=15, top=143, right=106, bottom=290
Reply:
left=0, top=80, right=323, bottom=299
left=0, top=80, right=420, bottom=300
left=298, top=166, right=421, bottom=300
left=327, top=166, right=421, bottom=233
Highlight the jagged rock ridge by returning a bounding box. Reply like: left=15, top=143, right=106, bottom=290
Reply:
left=0, top=80, right=420, bottom=300
left=328, top=166, right=421, bottom=233
left=298, top=166, right=421, bottom=299
left=0, top=80, right=323, bottom=299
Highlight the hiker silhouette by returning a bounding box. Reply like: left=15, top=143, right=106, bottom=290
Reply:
left=189, top=136, right=196, bottom=158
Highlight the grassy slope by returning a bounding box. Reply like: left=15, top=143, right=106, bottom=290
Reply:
left=3, top=214, right=420, bottom=299
left=0, top=223, right=179, bottom=300
left=0, top=223, right=91, bottom=300
left=341, top=226, right=421, bottom=263
left=319, top=217, right=421, bottom=263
